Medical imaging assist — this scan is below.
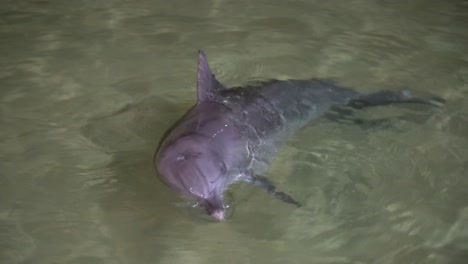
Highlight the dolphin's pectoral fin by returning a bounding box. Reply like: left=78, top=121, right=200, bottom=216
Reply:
left=242, top=174, right=302, bottom=207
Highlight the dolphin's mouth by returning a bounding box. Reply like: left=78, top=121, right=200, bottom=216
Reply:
left=188, top=193, right=235, bottom=222
left=212, top=192, right=235, bottom=221
left=211, top=209, right=226, bottom=221
left=190, top=206, right=230, bottom=222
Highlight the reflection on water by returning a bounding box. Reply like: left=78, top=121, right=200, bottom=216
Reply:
left=1, top=0, right=467, bottom=263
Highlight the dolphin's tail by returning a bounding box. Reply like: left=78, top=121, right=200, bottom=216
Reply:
left=348, top=90, right=445, bottom=109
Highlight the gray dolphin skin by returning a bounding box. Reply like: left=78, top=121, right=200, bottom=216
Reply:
left=154, top=51, right=443, bottom=221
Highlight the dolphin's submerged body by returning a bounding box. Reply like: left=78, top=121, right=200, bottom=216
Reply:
left=155, top=51, right=442, bottom=221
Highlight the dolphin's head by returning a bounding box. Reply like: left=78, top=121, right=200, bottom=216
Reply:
left=155, top=134, right=228, bottom=221
left=155, top=51, right=235, bottom=221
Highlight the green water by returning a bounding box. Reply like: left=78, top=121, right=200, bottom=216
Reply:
left=1, top=0, right=467, bottom=263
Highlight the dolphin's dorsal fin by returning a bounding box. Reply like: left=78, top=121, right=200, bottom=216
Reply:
left=197, top=50, right=221, bottom=102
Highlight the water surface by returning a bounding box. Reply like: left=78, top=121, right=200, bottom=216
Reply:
left=1, top=0, right=467, bottom=263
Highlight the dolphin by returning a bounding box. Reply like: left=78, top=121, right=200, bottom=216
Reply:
left=154, top=51, right=443, bottom=221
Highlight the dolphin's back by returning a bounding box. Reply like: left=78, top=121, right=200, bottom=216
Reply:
left=221, top=79, right=360, bottom=138
left=218, top=79, right=360, bottom=173
left=257, top=79, right=359, bottom=124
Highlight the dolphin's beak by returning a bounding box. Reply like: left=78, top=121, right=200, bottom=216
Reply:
left=211, top=209, right=226, bottom=221
left=203, top=198, right=226, bottom=221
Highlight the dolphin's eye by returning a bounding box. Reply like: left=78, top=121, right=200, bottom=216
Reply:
left=208, top=163, right=226, bottom=184
left=219, top=162, right=227, bottom=174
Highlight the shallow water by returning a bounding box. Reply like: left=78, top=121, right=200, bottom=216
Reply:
left=1, top=0, right=467, bottom=263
